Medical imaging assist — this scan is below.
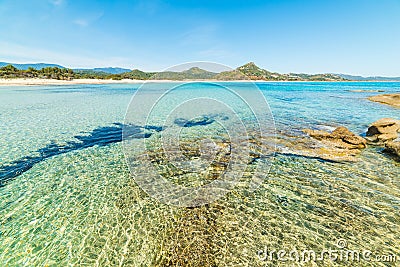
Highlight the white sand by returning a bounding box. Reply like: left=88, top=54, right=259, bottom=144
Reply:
left=0, top=78, right=153, bottom=86
left=0, top=78, right=354, bottom=87
left=0, top=78, right=279, bottom=87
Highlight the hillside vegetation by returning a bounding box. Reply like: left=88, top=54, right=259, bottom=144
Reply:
left=0, top=62, right=348, bottom=81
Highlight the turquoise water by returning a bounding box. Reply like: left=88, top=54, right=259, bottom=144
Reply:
left=0, top=82, right=399, bottom=266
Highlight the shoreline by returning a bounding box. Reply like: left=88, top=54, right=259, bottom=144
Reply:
left=1, top=78, right=400, bottom=87
left=0, top=78, right=148, bottom=86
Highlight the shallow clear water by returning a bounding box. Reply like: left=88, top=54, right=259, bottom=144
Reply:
left=0, top=82, right=399, bottom=266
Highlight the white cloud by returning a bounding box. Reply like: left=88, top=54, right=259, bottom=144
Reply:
left=49, top=0, right=64, bottom=6
left=73, top=12, right=104, bottom=27
left=73, top=19, right=88, bottom=27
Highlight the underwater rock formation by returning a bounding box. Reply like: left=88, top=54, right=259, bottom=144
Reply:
left=384, top=141, right=400, bottom=159
left=368, top=93, right=400, bottom=108
left=174, top=116, right=215, bottom=127
left=0, top=123, right=162, bottom=186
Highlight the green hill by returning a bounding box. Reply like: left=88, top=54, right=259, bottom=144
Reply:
left=215, top=62, right=347, bottom=81
left=152, top=67, right=217, bottom=80
left=0, top=62, right=65, bottom=70
left=0, top=62, right=349, bottom=81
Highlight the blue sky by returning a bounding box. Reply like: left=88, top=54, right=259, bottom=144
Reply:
left=0, top=0, right=399, bottom=76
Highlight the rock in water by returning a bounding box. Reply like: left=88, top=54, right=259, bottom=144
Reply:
left=330, top=126, right=367, bottom=149
left=366, top=118, right=400, bottom=144
left=303, top=126, right=367, bottom=149
left=300, top=126, right=367, bottom=162
left=384, top=141, right=400, bottom=159
left=174, top=116, right=215, bottom=127
left=368, top=93, right=400, bottom=108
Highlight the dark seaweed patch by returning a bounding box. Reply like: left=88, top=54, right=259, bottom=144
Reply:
left=0, top=123, right=162, bottom=186
left=174, top=116, right=215, bottom=127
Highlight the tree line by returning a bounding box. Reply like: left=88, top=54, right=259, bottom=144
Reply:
left=0, top=63, right=348, bottom=81
left=0, top=64, right=152, bottom=80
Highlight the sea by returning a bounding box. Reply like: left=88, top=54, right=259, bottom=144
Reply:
left=0, top=82, right=399, bottom=266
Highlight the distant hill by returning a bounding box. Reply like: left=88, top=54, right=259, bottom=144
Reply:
left=215, top=62, right=347, bottom=81
left=0, top=62, right=130, bottom=74
left=76, top=67, right=131, bottom=74
left=1, top=61, right=399, bottom=81
left=336, top=74, right=400, bottom=81
left=153, top=67, right=217, bottom=80
left=0, top=62, right=65, bottom=70
left=121, top=69, right=154, bottom=80
left=290, top=72, right=347, bottom=81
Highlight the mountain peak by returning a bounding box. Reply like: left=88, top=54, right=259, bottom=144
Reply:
left=182, top=67, right=216, bottom=75
left=184, top=67, right=205, bottom=72
left=238, top=62, right=258, bottom=69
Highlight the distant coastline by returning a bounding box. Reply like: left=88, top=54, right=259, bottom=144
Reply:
left=1, top=61, right=400, bottom=85
left=1, top=78, right=400, bottom=87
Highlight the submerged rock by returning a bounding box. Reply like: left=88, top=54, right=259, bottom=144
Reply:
left=276, top=136, right=361, bottom=162
left=349, top=89, right=385, bottom=93
left=365, top=118, right=400, bottom=161
left=366, top=118, right=400, bottom=144
left=174, top=116, right=215, bottom=127
left=368, top=93, right=400, bottom=108
left=384, top=141, right=400, bottom=159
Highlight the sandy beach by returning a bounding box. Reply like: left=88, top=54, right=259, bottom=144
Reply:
left=0, top=78, right=379, bottom=87
left=0, top=78, right=150, bottom=86
left=0, top=78, right=273, bottom=86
